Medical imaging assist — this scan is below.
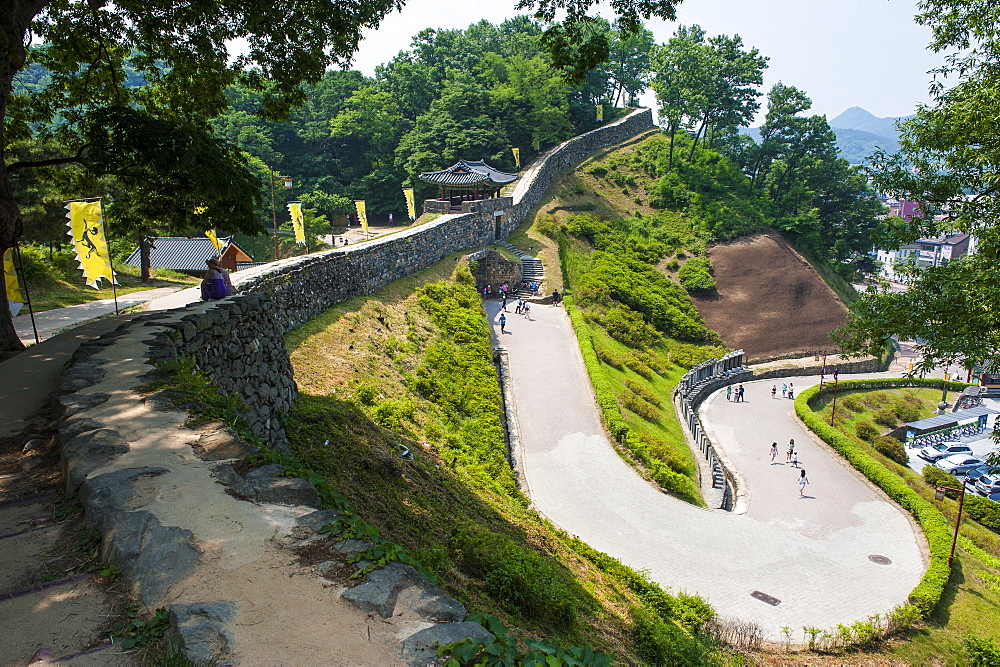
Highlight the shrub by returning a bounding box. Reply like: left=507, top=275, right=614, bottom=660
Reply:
left=595, top=345, right=625, bottom=370
left=855, top=421, right=880, bottom=441
left=353, top=382, right=378, bottom=405
left=862, top=391, right=889, bottom=408
left=621, top=392, right=660, bottom=422
left=841, top=395, right=864, bottom=412
left=664, top=259, right=679, bottom=272
left=632, top=608, right=713, bottom=665
left=964, top=496, right=1000, bottom=534
left=873, top=408, right=898, bottom=428
left=624, top=354, right=654, bottom=379
left=922, top=465, right=962, bottom=498
left=892, top=398, right=923, bottom=423
left=966, top=634, right=1000, bottom=667
left=625, top=379, right=662, bottom=407
left=669, top=343, right=728, bottom=369
left=588, top=165, right=608, bottom=178
left=678, top=257, right=716, bottom=292
left=636, top=351, right=669, bottom=376
left=602, top=306, right=662, bottom=349
left=873, top=436, right=909, bottom=466
left=453, top=523, right=577, bottom=629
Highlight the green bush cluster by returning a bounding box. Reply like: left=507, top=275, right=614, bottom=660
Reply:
left=594, top=344, right=625, bottom=370
left=602, top=306, right=663, bottom=348
left=677, top=257, right=716, bottom=293
left=892, top=396, right=924, bottom=423
left=638, top=433, right=694, bottom=476
left=873, top=408, right=898, bottom=428
left=922, top=465, right=963, bottom=498
left=453, top=522, right=577, bottom=629
left=622, top=354, right=654, bottom=378
left=840, top=395, right=864, bottom=412
left=562, top=218, right=712, bottom=341
left=854, top=421, right=879, bottom=441
left=625, top=379, right=662, bottom=408
left=621, top=392, right=660, bottom=422
left=964, top=496, right=1000, bottom=534
left=797, top=384, right=954, bottom=617
left=566, top=296, right=702, bottom=506
left=667, top=343, right=728, bottom=369
left=965, top=634, right=1000, bottom=667
left=873, top=436, right=909, bottom=466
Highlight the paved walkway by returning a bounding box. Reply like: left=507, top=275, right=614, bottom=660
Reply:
left=14, top=286, right=181, bottom=343
left=487, top=300, right=926, bottom=641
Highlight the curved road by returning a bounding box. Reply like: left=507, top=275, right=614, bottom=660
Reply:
left=488, top=300, right=926, bottom=640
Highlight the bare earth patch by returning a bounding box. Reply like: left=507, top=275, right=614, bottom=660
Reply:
left=691, top=233, right=848, bottom=362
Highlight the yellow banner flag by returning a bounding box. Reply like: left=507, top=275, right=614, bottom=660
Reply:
left=205, top=229, right=222, bottom=253
left=512, top=147, right=521, bottom=169
left=354, top=200, right=368, bottom=235
left=4, top=249, right=23, bottom=317
left=597, top=104, right=604, bottom=121
left=288, top=202, right=305, bottom=245
left=403, top=188, right=416, bottom=221
left=66, top=200, right=116, bottom=289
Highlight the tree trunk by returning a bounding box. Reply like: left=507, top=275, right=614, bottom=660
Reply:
left=1, top=0, right=50, bottom=352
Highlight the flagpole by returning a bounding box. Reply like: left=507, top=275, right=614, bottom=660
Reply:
left=98, top=197, right=120, bottom=315
left=11, top=241, right=40, bottom=345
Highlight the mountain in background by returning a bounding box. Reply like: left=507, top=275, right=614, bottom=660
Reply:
left=740, top=107, right=913, bottom=165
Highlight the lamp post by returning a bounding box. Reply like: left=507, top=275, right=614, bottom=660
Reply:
left=939, top=370, right=952, bottom=414
left=936, top=483, right=967, bottom=568
left=270, top=170, right=292, bottom=260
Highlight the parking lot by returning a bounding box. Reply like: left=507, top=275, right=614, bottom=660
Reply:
left=907, top=398, right=1000, bottom=494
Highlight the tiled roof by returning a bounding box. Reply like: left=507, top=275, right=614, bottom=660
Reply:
left=123, top=236, right=234, bottom=271
left=419, top=160, right=518, bottom=187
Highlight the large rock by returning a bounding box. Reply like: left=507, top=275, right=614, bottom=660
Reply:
left=341, top=563, right=422, bottom=618
left=79, top=467, right=170, bottom=528
left=168, top=601, right=236, bottom=664
left=400, top=622, right=494, bottom=666
left=52, top=391, right=109, bottom=419
left=191, top=427, right=259, bottom=461
left=62, top=428, right=130, bottom=491
left=102, top=510, right=201, bottom=606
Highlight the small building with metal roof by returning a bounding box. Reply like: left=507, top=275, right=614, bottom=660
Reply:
left=123, top=237, right=254, bottom=277
left=903, top=405, right=999, bottom=443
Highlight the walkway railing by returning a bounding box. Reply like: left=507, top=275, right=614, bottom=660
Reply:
left=676, top=350, right=751, bottom=512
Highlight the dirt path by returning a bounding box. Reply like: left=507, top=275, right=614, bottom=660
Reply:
left=692, top=233, right=849, bottom=361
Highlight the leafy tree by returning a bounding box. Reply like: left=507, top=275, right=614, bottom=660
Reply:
left=1, top=0, right=683, bottom=352
left=835, top=0, right=1000, bottom=373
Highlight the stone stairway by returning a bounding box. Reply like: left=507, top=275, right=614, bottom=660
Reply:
left=497, top=242, right=544, bottom=298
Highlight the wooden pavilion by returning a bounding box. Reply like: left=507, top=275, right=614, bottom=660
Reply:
left=419, top=160, right=518, bottom=210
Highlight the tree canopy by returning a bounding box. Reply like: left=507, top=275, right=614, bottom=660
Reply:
left=835, top=0, right=1000, bottom=375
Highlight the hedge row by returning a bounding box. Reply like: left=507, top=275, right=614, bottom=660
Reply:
left=796, top=384, right=953, bottom=615
left=815, top=377, right=972, bottom=394
left=564, top=295, right=702, bottom=506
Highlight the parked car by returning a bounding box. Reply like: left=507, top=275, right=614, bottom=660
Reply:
left=919, top=441, right=973, bottom=462
left=975, top=474, right=1000, bottom=496
left=965, top=464, right=996, bottom=483
left=937, top=455, right=986, bottom=475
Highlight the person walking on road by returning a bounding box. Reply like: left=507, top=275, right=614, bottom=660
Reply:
left=727, top=386, right=732, bottom=401
left=791, top=452, right=799, bottom=468
left=499, top=313, right=507, bottom=334
left=781, top=383, right=788, bottom=398
left=786, top=439, right=795, bottom=462
left=798, top=469, right=810, bottom=497
left=522, top=301, right=531, bottom=318
left=771, top=385, right=777, bottom=399
left=770, top=442, right=778, bottom=463
left=788, top=382, right=794, bottom=399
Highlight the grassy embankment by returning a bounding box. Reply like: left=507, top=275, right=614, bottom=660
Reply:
left=283, top=254, right=725, bottom=663
left=798, top=381, right=1000, bottom=663
left=11, top=244, right=198, bottom=312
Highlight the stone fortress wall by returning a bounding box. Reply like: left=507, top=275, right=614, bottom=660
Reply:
left=50, top=108, right=657, bottom=661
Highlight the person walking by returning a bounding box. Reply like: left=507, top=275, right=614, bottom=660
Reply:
left=726, top=386, right=732, bottom=401
left=786, top=439, right=795, bottom=462
left=499, top=313, right=507, bottom=334
left=500, top=296, right=508, bottom=312
left=770, top=442, right=778, bottom=463
left=798, top=469, right=809, bottom=497
left=781, top=383, right=788, bottom=398
left=515, top=299, right=522, bottom=314
left=791, top=451, right=799, bottom=468
left=522, top=301, right=531, bottom=317
left=737, top=384, right=745, bottom=402
left=788, top=382, right=794, bottom=399
left=771, top=385, right=777, bottom=399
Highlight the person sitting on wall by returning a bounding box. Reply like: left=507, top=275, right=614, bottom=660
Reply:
left=209, top=257, right=234, bottom=296
left=201, top=258, right=228, bottom=301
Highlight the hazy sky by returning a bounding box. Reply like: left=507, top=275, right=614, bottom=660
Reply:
left=350, top=0, right=944, bottom=124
